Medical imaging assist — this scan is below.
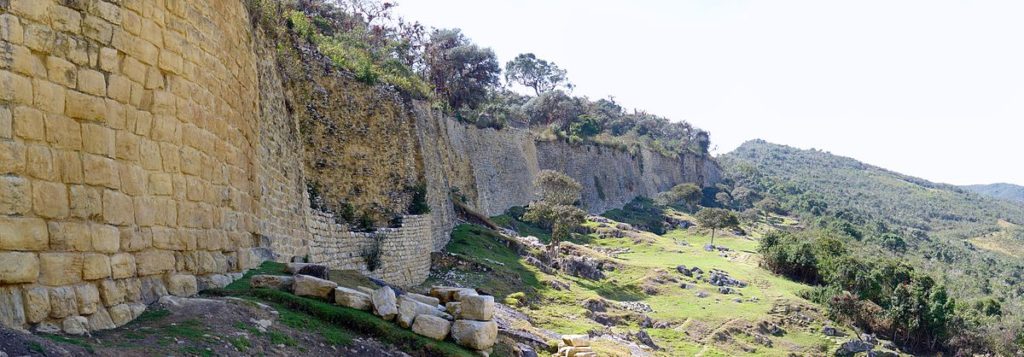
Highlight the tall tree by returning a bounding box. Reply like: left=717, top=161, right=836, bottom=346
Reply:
left=505, top=53, right=573, bottom=95
left=695, top=207, right=739, bottom=247
left=424, top=28, right=500, bottom=110
left=523, top=170, right=586, bottom=249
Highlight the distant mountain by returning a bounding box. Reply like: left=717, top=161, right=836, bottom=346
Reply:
left=963, top=183, right=1024, bottom=203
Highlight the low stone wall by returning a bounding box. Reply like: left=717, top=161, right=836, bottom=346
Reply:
left=308, top=212, right=432, bottom=287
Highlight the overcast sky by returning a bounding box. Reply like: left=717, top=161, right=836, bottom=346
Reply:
left=396, top=0, right=1024, bottom=186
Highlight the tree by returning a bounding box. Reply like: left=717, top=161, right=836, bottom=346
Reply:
left=424, top=28, right=500, bottom=110
left=755, top=198, right=781, bottom=223
left=658, top=183, right=703, bottom=212
left=715, top=191, right=732, bottom=208
left=504, top=53, right=573, bottom=95
left=523, top=170, right=586, bottom=247
left=695, top=207, right=739, bottom=247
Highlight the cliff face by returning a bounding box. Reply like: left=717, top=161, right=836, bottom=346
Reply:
left=0, top=0, right=719, bottom=333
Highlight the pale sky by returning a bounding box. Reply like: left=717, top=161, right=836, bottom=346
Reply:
left=396, top=0, right=1024, bottom=186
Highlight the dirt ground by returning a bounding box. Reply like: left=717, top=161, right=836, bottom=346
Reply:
left=1, top=296, right=410, bottom=357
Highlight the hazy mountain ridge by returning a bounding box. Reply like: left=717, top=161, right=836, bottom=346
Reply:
left=964, top=183, right=1024, bottom=204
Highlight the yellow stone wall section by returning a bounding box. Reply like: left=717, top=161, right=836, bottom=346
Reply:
left=0, top=0, right=266, bottom=333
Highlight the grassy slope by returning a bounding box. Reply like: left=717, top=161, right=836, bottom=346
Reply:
left=432, top=212, right=848, bottom=356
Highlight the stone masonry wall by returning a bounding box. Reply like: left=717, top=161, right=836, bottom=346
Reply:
left=0, top=0, right=266, bottom=333
left=308, top=212, right=432, bottom=287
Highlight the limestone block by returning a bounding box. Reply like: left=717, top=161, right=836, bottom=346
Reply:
left=10, top=0, right=51, bottom=22
left=134, top=250, right=175, bottom=276
left=91, top=223, right=120, bottom=253
left=293, top=274, right=337, bottom=299
left=82, top=15, right=113, bottom=44
left=34, top=79, right=66, bottom=114
left=458, top=295, right=494, bottom=321
left=69, top=184, right=102, bottom=219
left=139, top=276, right=169, bottom=303
left=0, top=106, right=10, bottom=140
left=128, top=302, right=146, bottom=319
left=446, top=302, right=461, bottom=316
left=110, top=253, right=136, bottom=279
left=371, top=286, right=398, bottom=321
left=65, top=90, right=105, bottom=121
left=0, top=70, right=33, bottom=105
left=451, top=319, right=498, bottom=351
left=412, top=314, right=451, bottom=341
left=82, top=123, right=115, bottom=157
left=75, top=283, right=100, bottom=315
left=0, top=216, right=48, bottom=251
left=99, top=279, right=125, bottom=307
left=454, top=288, right=479, bottom=301
left=32, top=180, right=69, bottom=219
left=48, top=286, right=78, bottom=319
left=0, top=252, right=40, bottom=284
left=108, top=303, right=132, bottom=326
left=87, top=306, right=116, bottom=331
left=82, top=253, right=112, bottom=280
left=40, top=253, right=82, bottom=286
left=166, top=274, right=197, bottom=297
left=0, top=286, right=26, bottom=328
left=47, top=221, right=91, bottom=252
left=561, top=335, right=591, bottom=347
left=250, top=275, right=294, bottom=290
left=196, top=274, right=232, bottom=290
left=62, top=315, right=89, bottom=335
left=0, top=176, right=30, bottom=216
left=18, top=286, right=48, bottom=324
left=25, top=145, right=58, bottom=181
left=334, top=287, right=372, bottom=311
left=0, top=14, right=25, bottom=44
left=398, top=295, right=449, bottom=328
left=102, top=189, right=134, bottom=225
left=52, top=5, right=83, bottom=34
left=82, top=154, right=120, bottom=189
left=406, top=292, right=440, bottom=307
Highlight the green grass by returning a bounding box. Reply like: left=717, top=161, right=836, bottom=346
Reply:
left=437, top=224, right=544, bottom=299
left=41, top=334, right=94, bottom=353
left=492, top=213, right=552, bottom=243
left=228, top=336, right=251, bottom=352
left=28, top=341, right=45, bottom=354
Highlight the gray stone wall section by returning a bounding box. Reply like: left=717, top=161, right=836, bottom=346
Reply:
left=307, top=211, right=432, bottom=287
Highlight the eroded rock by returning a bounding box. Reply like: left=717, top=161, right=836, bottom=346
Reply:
left=411, top=314, right=451, bottom=340
left=451, top=319, right=498, bottom=350
left=293, top=275, right=337, bottom=299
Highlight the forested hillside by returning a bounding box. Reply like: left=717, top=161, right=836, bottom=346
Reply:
left=718, top=139, right=1024, bottom=353
left=964, top=183, right=1024, bottom=204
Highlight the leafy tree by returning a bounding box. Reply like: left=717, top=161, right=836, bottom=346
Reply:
left=504, top=53, right=573, bottom=95
left=523, top=170, right=586, bottom=246
left=695, top=207, right=739, bottom=246
left=755, top=198, right=782, bottom=223
left=715, top=191, right=732, bottom=207
left=424, top=28, right=500, bottom=110
left=658, top=183, right=703, bottom=212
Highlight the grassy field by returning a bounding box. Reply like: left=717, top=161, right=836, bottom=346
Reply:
left=431, top=211, right=849, bottom=356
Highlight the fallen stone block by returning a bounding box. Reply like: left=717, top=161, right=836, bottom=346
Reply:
left=397, top=295, right=451, bottom=328
left=293, top=275, right=337, bottom=299
left=451, top=319, right=498, bottom=350
left=371, top=286, right=398, bottom=320
left=250, top=275, right=295, bottom=290
left=406, top=292, right=440, bottom=307
left=458, top=295, right=494, bottom=321
left=561, top=334, right=591, bottom=347
left=334, top=287, right=372, bottom=311
left=62, top=316, right=89, bottom=335
left=411, top=314, right=451, bottom=340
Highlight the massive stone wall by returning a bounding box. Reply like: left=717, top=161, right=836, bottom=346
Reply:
left=0, top=0, right=719, bottom=334
left=0, top=0, right=267, bottom=333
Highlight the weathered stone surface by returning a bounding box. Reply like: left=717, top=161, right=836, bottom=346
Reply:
left=430, top=286, right=477, bottom=304
left=412, top=314, right=451, bottom=341
left=285, top=262, right=312, bottom=274
left=196, top=274, right=232, bottom=290
left=138, top=276, right=168, bottom=304
left=62, top=315, right=89, bottom=335
left=451, top=319, right=498, bottom=350
left=292, top=274, right=337, bottom=299
left=250, top=275, right=294, bottom=290
left=109, top=253, right=136, bottom=279
left=99, top=279, right=125, bottom=307
left=87, top=306, right=116, bottom=331
left=0, top=217, right=48, bottom=251
left=134, top=250, right=174, bottom=276
left=0, top=252, right=39, bottom=284
left=48, top=286, right=77, bottom=318
left=74, top=283, right=100, bottom=315
left=398, top=295, right=446, bottom=328
left=458, top=295, right=494, bottom=321
left=39, top=253, right=82, bottom=286
left=128, top=303, right=146, bottom=320
left=446, top=301, right=461, bottom=316
left=371, top=286, right=398, bottom=320
left=82, top=254, right=111, bottom=280
left=166, top=274, right=198, bottom=297
left=0, top=286, right=26, bottom=328
left=22, top=286, right=49, bottom=323
left=562, top=334, right=591, bottom=347
left=406, top=292, right=440, bottom=307
left=334, top=287, right=371, bottom=311
left=108, top=303, right=132, bottom=326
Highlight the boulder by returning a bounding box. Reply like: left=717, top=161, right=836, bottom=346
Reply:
left=823, top=325, right=838, bottom=336
left=371, top=286, right=398, bottom=320
left=561, top=334, right=591, bottom=347
left=459, top=295, right=495, bottom=321
left=836, top=339, right=873, bottom=356
left=166, top=274, right=198, bottom=297
left=86, top=307, right=116, bottom=331
left=296, top=265, right=329, bottom=280
left=293, top=275, right=337, bottom=299
left=454, top=288, right=478, bottom=302
left=451, top=319, right=498, bottom=350
left=250, top=275, right=295, bottom=290
left=108, top=304, right=133, bottom=326
left=334, top=287, right=372, bottom=311
left=62, top=316, right=89, bottom=335
left=430, top=286, right=476, bottom=304
left=411, top=314, right=451, bottom=340
left=406, top=292, right=440, bottom=307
